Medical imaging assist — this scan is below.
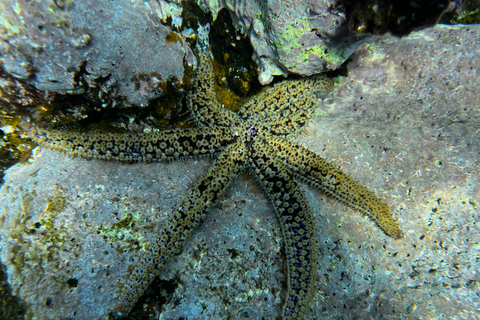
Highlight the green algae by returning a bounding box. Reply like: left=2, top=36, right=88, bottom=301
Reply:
left=274, top=16, right=345, bottom=72
left=45, top=193, right=66, bottom=214
left=6, top=186, right=73, bottom=289
left=97, top=211, right=147, bottom=252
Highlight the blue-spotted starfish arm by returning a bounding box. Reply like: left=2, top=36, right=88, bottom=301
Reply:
left=249, top=138, right=317, bottom=320
left=30, top=126, right=234, bottom=162
left=26, top=51, right=402, bottom=319
left=189, top=53, right=241, bottom=129
left=267, top=136, right=404, bottom=240
left=115, top=141, right=246, bottom=315
left=238, top=75, right=333, bottom=138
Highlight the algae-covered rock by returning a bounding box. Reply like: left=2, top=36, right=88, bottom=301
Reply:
left=196, top=0, right=451, bottom=84
left=197, top=0, right=362, bottom=84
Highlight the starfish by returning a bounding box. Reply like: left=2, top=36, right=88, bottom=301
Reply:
left=29, top=51, right=403, bottom=319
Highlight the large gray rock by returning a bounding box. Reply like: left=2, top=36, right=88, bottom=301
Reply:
left=196, top=0, right=361, bottom=84
left=0, top=0, right=194, bottom=107
left=194, top=0, right=449, bottom=84
left=1, top=24, right=479, bottom=319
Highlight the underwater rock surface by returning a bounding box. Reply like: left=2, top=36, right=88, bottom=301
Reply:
left=196, top=0, right=362, bottom=84
left=193, top=0, right=450, bottom=84
left=1, top=24, right=479, bottom=319
left=0, top=0, right=194, bottom=107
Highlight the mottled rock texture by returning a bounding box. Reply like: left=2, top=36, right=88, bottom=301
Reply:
left=196, top=0, right=361, bottom=84
left=0, top=0, right=194, bottom=107
left=1, top=24, right=479, bottom=319
left=194, top=0, right=450, bottom=83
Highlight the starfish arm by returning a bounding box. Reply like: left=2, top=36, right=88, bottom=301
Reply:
left=30, top=126, right=234, bottom=162
left=238, top=75, right=333, bottom=137
left=188, top=52, right=241, bottom=128
left=248, top=139, right=317, bottom=320
left=269, top=136, right=404, bottom=239
left=115, top=141, right=246, bottom=316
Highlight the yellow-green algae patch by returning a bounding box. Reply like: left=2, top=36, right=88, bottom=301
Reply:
left=275, top=16, right=345, bottom=72
left=8, top=187, right=73, bottom=278
left=97, top=210, right=148, bottom=252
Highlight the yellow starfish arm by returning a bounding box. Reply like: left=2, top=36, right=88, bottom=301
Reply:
left=115, top=141, right=246, bottom=316
left=189, top=52, right=241, bottom=128
left=29, top=126, right=234, bottom=162
left=268, top=136, right=403, bottom=240
left=239, top=74, right=333, bottom=137
left=249, top=139, right=317, bottom=320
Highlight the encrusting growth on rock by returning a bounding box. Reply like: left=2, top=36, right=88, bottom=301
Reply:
left=28, top=51, right=402, bottom=319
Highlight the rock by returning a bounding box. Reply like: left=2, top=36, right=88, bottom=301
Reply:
left=0, top=0, right=194, bottom=107
left=197, top=0, right=362, bottom=84
left=197, top=0, right=450, bottom=84
left=1, top=24, right=479, bottom=319
left=299, top=23, right=480, bottom=319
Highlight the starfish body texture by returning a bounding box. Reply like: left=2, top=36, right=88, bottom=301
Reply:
left=29, top=52, right=403, bottom=319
